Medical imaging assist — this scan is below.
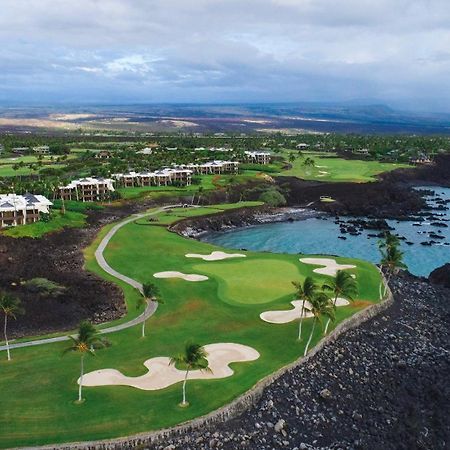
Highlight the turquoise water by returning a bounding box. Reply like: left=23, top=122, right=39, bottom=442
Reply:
left=204, top=187, right=450, bottom=277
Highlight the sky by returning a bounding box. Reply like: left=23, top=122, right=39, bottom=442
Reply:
left=1, top=0, right=449, bottom=112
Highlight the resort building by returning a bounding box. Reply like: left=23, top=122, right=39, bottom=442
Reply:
left=0, top=193, right=52, bottom=228
left=409, top=155, right=432, bottom=165
left=59, top=177, right=115, bottom=202
left=95, top=150, right=113, bottom=159
left=179, top=160, right=239, bottom=174
left=32, top=145, right=50, bottom=155
left=12, top=147, right=29, bottom=154
left=136, top=147, right=154, bottom=155
left=113, top=168, right=192, bottom=187
left=296, top=143, right=310, bottom=150
left=244, top=151, right=271, bottom=165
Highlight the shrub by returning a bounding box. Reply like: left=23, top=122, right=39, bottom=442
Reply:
left=22, top=278, right=67, bottom=298
left=258, top=188, right=287, bottom=206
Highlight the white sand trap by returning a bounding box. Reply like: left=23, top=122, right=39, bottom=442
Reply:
left=80, top=343, right=260, bottom=391
left=260, top=298, right=350, bottom=324
left=300, top=257, right=356, bottom=277
left=185, top=251, right=246, bottom=261
left=316, top=165, right=328, bottom=168
left=153, top=271, right=208, bottom=282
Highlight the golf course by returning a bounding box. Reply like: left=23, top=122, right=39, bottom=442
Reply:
left=279, top=151, right=409, bottom=183
left=0, top=203, right=385, bottom=448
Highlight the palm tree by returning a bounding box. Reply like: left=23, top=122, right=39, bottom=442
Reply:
left=0, top=293, right=24, bottom=361
left=196, top=186, right=204, bottom=205
left=322, top=270, right=358, bottom=334
left=291, top=276, right=317, bottom=341
left=137, top=282, right=162, bottom=338
left=378, top=231, right=400, bottom=256
left=303, top=157, right=315, bottom=167
left=380, top=245, right=407, bottom=295
left=170, top=343, right=210, bottom=407
left=304, top=292, right=334, bottom=356
left=63, top=321, right=108, bottom=403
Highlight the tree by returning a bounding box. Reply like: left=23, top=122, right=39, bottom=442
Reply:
left=291, top=276, right=317, bottom=341
left=378, top=232, right=407, bottom=295
left=288, top=153, right=296, bottom=163
left=0, top=293, right=24, bottom=361
left=378, top=231, right=400, bottom=255
left=303, top=157, right=315, bottom=167
left=304, top=292, right=334, bottom=356
left=169, top=343, right=210, bottom=407
left=322, top=270, right=358, bottom=334
left=259, top=188, right=286, bottom=206
left=137, top=282, right=162, bottom=338
left=63, top=321, right=108, bottom=403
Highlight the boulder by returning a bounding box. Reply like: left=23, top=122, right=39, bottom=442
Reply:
left=429, top=263, right=450, bottom=289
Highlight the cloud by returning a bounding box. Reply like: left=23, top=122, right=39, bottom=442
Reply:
left=0, top=0, right=449, bottom=111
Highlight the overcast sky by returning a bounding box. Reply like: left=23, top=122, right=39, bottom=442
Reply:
left=1, top=0, right=449, bottom=112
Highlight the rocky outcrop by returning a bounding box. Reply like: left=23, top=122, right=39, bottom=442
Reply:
left=170, top=206, right=319, bottom=238
left=276, top=177, right=426, bottom=218
left=429, top=263, right=450, bottom=289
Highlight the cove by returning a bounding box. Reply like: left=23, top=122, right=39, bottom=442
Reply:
left=204, top=187, right=450, bottom=277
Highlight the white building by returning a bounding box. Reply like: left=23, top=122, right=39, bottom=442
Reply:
left=0, top=193, right=52, bottom=227
left=137, top=147, right=154, bottom=155
left=113, top=168, right=192, bottom=187
left=33, top=145, right=50, bottom=155
left=244, top=151, right=271, bottom=165
left=59, top=177, right=115, bottom=202
left=178, top=160, right=239, bottom=174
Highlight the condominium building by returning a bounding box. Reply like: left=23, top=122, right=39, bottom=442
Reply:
left=59, top=177, right=115, bottom=202
left=244, top=151, right=271, bottom=165
left=113, top=168, right=192, bottom=187
left=180, top=160, right=239, bottom=175
left=32, top=145, right=50, bottom=155
left=0, top=193, right=52, bottom=227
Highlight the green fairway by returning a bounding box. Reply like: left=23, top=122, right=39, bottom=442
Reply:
left=279, top=151, right=409, bottom=182
left=0, top=203, right=383, bottom=448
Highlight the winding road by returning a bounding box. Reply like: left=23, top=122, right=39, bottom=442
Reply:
left=0, top=205, right=181, bottom=352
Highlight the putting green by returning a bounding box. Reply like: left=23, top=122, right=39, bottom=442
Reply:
left=193, top=258, right=301, bottom=305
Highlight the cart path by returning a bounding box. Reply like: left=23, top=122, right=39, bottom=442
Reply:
left=0, top=205, right=182, bottom=352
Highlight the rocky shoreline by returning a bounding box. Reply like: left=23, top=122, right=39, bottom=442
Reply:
left=146, top=272, right=449, bottom=450
left=170, top=205, right=320, bottom=238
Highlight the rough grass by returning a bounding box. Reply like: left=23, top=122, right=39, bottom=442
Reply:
left=2, top=210, right=86, bottom=238
left=0, top=203, right=382, bottom=448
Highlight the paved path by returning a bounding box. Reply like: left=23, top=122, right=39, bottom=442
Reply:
left=0, top=205, right=181, bottom=352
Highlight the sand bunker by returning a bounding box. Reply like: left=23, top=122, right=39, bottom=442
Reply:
left=260, top=298, right=350, bottom=324
left=300, top=258, right=356, bottom=277
left=80, top=343, right=260, bottom=391
left=186, top=251, right=246, bottom=261
left=153, top=271, right=208, bottom=282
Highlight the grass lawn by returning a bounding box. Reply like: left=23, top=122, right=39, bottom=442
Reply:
left=116, top=172, right=265, bottom=200
left=279, top=151, right=410, bottom=183
left=0, top=203, right=383, bottom=448
left=0, top=163, right=68, bottom=177
left=1, top=210, right=86, bottom=238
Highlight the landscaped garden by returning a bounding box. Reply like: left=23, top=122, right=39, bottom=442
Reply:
left=0, top=203, right=384, bottom=448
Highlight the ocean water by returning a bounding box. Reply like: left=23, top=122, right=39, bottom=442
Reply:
left=204, top=187, right=450, bottom=277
